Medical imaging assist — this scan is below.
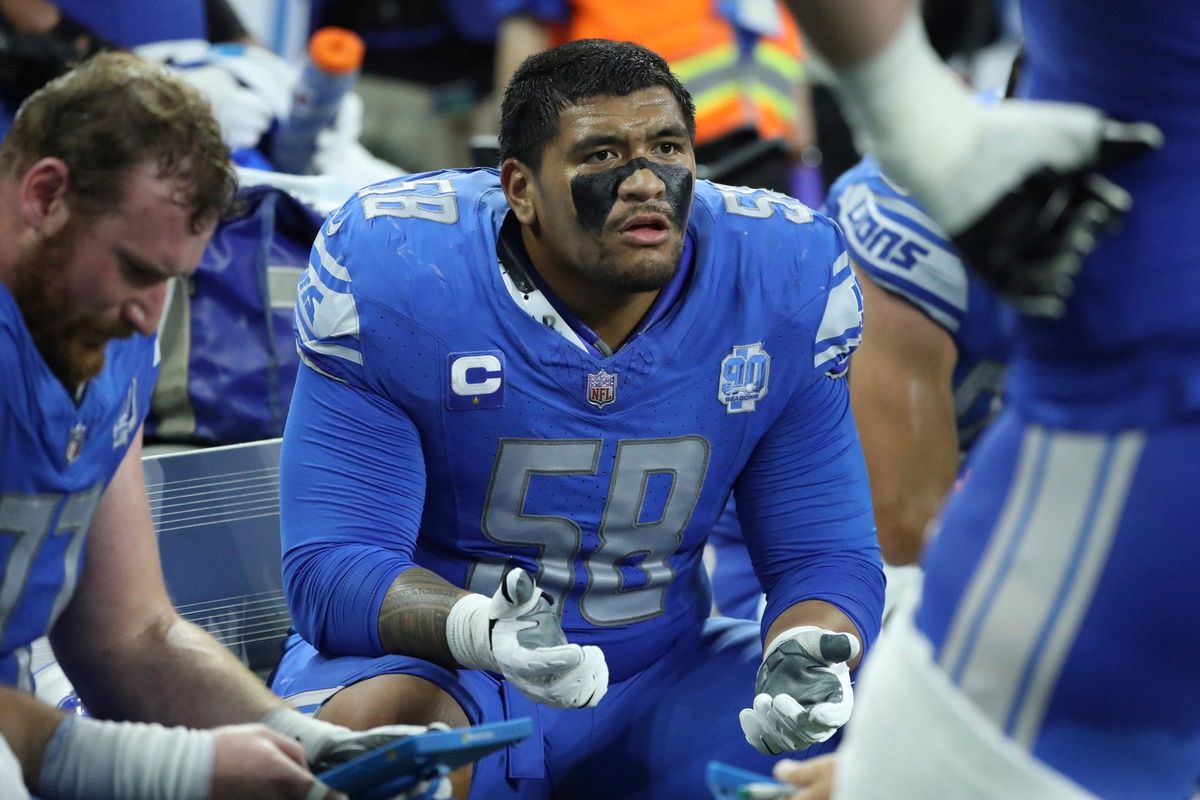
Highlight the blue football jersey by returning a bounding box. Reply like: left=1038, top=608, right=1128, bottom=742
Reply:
left=824, top=157, right=1012, bottom=450
left=282, top=169, right=883, bottom=681
left=0, top=284, right=158, bottom=691
left=1011, top=0, right=1200, bottom=428
left=709, top=159, right=1011, bottom=621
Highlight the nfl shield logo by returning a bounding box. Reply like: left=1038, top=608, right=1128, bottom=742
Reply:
left=586, top=369, right=617, bottom=409
left=65, top=423, right=87, bottom=465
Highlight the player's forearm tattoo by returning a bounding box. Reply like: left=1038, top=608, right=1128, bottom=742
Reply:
left=377, top=567, right=464, bottom=666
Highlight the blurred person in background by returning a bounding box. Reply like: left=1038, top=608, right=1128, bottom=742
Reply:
left=708, top=44, right=1024, bottom=625
left=491, top=0, right=819, bottom=198
left=776, top=1, right=1195, bottom=797
left=0, top=0, right=403, bottom=184
left=0, top=0, right=252, bottom=132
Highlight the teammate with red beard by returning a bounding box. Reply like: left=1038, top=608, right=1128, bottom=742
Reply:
left=0, top=53, right=444, bottom=800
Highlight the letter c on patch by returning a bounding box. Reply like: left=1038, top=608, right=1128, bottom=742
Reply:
left=451, top=354, right=502, bottom=396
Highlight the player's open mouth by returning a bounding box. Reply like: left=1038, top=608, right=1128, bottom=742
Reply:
left=618, top=214, right=670, bottom=246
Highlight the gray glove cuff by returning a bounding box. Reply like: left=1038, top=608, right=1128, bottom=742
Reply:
left=756, top=627, right=858, bottom=703
left=264, top=705, right=442, bottom=775
left=38, top=716, right=213, bottom=800
left=261, top=705, right=342, bottom=765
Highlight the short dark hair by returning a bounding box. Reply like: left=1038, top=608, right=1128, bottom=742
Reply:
left=498, top=39, right=696, bottom=171
left=0, top=52, right=235, bottom=231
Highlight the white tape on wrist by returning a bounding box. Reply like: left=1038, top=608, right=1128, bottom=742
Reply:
left=831, top=11, right=981, bottom=211
left=445, top=593, right=499, bottom=672
left=38, top=716, right=213, bottom=800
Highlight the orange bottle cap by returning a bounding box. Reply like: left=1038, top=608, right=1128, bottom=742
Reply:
left=309, top=27, right=365, bottom=75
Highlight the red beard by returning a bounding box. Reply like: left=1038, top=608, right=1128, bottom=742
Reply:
left=10, top=222, right=135, bottom=390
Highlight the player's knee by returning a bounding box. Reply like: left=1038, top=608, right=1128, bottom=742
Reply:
left=315, top=674, right=470, bottom=730
left=316, top=675, right=475, bottom=800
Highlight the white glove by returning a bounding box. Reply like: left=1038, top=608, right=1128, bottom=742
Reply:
left=331, top=88, right=365, bottom=144
left=262, top=706, right=450, bottom=798
left=133, top=37, right=210, bottom=66
left=171, top=63, right=275, bottom=150
left=832, top=12, right=1162, bottom=317
left=311, top=91, right=406, bottom=186
left=133, top=39, right=272, bottom=150
left=209, top=42, right=297, bottom=121
left=739, top=626, right=860, bottom=755
left=314, top=133, right=406, bottom=188
left=446, top=568, right=609, bottom=709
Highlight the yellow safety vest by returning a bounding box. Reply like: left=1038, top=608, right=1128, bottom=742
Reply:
left=552, top=0, right=805, bottom=145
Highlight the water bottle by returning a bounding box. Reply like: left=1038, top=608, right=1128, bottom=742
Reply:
left=270, top=27, right=365, bottom=175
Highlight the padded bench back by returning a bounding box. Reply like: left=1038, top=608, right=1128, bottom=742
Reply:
left=145, top=438, right=289, bottom=676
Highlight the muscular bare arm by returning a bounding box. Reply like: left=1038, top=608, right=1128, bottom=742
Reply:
left=49, top=430, right=287, bottom=727
left=376, top=568, right=469, bottom=667
left=0, top=686, right=62, bottom=789
left=849, top=266, right=959, bottom=565
left=484, top=14, right=552, bottom=133
left=494, top=15, right=550, bottom=102
left=0, top=0, right=61, bottom=33
left=2, top=680, right=331, bottom=800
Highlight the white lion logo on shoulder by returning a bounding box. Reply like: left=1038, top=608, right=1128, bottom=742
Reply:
left=718, top=343, right=770, bottom=414
left=112, top=379, right=138, bottom=450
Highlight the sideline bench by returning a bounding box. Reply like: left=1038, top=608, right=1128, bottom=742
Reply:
left=146, top=438, right=290, bottom=676
left=31, top=438, right=290, bottom=700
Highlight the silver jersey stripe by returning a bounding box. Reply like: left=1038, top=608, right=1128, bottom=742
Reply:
left=268, top=266, right=305, bottom=311
left=1008, top=431, right=1144, bottom=747
left=283, top=686, right=345, bottom=714
left=938, top=425, right=1047, bottom=677
left=953, top=430, right=1109, bottom=728
left=298, top=350, right=348, bottom=384
left=14, top=646, right=31, bottom=694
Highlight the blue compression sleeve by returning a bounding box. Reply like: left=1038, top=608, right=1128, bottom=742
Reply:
left=736, top=373, right=885, bottom=654
left=280, top=363, right=426, bottom=656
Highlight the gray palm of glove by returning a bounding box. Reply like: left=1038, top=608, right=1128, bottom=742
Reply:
left=487, top=568, right=610, bottom=709
left=307, top=721, right=450, bottom=774
left=739, top=627, right=860, bottom=755
left=262, top=707, right=450, bottom=798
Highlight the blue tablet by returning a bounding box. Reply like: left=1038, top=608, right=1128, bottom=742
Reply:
left=318, top=718, right=534, bottom=800
left=706, top=760, right=793, bottom=800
